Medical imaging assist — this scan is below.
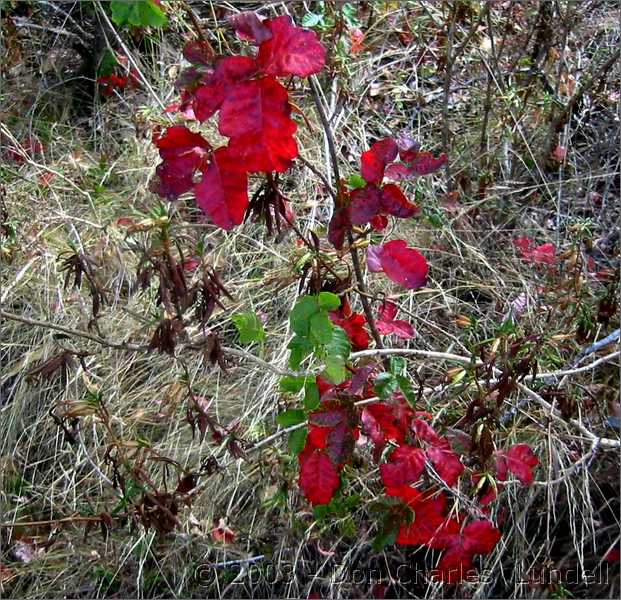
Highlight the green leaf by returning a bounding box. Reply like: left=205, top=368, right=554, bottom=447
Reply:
left=110, top=0, right=131, bottom=25
left=395, top=374, right=417, bottom=406
left=288, top=427, right=308, bottom=454
left=325, top=326, right=351, bottom=360
left=135, top=0, right=167, bottom=27
left=372, top=515, right=399, bottom=552
left=324, top=358, right=347, bottom=384
left=317, top=292, right=340, bottom=311
left=347, top=173, right=366, bottom=189
left=277, top=409, right=306, bottom=427
left=374, top=372, right=398, bottom=399
left=342, top=2, right=361, bottom=27
left=279, top=375, right=307, bottom=394
left=309, top=311, right=333, bottom=345
left=389, top=356, right=407, bottom=375
left=232, top=311, right=265, bottom=344
left=111, top=0, right=167, bottom=28
left=290, top=296, right=318, bottom=337
left=301, top=12, right=322, bottom=27
left=288, top=336, right=314, bottom=370
left=304, top=380, right=320, bottom=410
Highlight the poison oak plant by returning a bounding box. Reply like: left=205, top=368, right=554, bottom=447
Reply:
left=8, top=10, right=552, bottom=586
left=125, top=11, right=544, bottom=584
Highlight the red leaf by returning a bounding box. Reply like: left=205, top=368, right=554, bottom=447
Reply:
left=496, top=443, right=539, bottom=485
left=153, top=126, right=210, bottom=199
left=395, top=133, right=420, bottom=162
left=219, top=76, right=298, bottom=172
left=307, top=425, right=329, bottom=449
left=380, top=184, right=420, bottom=218
left=462, top=520, right=502, bottom=555
left=194, top=147, right=248, bottom=229
left=299, top=447, right=340, bottom=505
left=350, top=28, right=365, bottom=54
left=329, top=310, right=370, bottom=350
left=366, top=245, right=383, bottom=272
left=257, top=15, right=326, bottom=78
left=376, top=301, right=414, bottom=339
left=531, top=243, right=557, bottom=265
left=229, top=12, right=272, bottom=44
left=370, top=214, right=388, bottom=231
left=349, top=185, right=383, bottom=225
left=411, top=418, right=442, bottom=445
left=326, top=422, right=356, bottom=465
left=328, top=208, right=350, bottom=250
left=426, top=445, right=464, bottom=487
left=193, top=56, right=257, bottom=122
left=183, top=40, right=215, bottom=65
left=385, top=151, right=447, bottom=181
left=361, top=138, right=398, bottom=184
left=394, top=492, right=459, bottom=548
left=514, top=237, right=557, bottom=265
left=380, top=445, right=426, bottom=487
left=432, top=548, right=475, bottom=584
left=361, top=402, right=408, bottom=447
left=430, top=520, right=500, bottom=583
left=604, top=547, right=620, bottom=563
left=379, top=240, right=428, bottom=289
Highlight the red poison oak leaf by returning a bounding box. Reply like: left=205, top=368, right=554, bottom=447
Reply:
left=361, top=138, right=398, bottom=184
left=349, top=185, right=383, bottom=225
left=514, top=237, right=557, bottom=265
left=380, top=444, right=426, bottom=487
left=193, top=56, right=257, bottom=122
left=426, top=444, right=464, bottom=487
left=328, top=208, right=350, bottom=250
left=153, top=126, right=210, bottom=199
left=379, top=240, right=429, bottom=289
left=229, top=11, right=272, bottom=44
left=329, top=309, right=370, bottom=350
left=257, top=15, right=326, bottom=78
left=496, top=444, right=539, bottom=485
left=380, top=184, right=420, bottom=218
left=299, top=446, right=340, bottom=505
left=376, top=301, right=415, bottom=339
left=219, top=76, right=298, bottom=172
left=430, top=520, right=501, bottom=584
left=194, top=147, right=249, bottom=229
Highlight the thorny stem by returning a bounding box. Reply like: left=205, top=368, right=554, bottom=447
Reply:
left=308, top=77, right=387, bottom=362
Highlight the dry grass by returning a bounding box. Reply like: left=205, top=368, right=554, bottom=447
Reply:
left=1, top=1, right=619, bottom=598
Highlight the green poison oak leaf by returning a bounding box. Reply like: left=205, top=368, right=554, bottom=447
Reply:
left=290, top=296, right=319, bottom=337
left=317, top=291, right=340, bottom=311
left=495, top=443, right=539, bottom=485
left=257, top=15, right=327, bottom=78
left=277, top=409, right=306, bottom=427
left=279, top=375, right=307, bottom=394
left=194, top=147, right=249, bottom=230
left=232, top=311, right=265, bottom=343
left=110, top=0, right=168, bottom=28
left=288, top=427, right=308, bottom=454
left=152, top=126, right=210, bottom=199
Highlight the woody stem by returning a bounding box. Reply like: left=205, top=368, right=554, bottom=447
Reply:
left=308, top=77, right=386, bottom=359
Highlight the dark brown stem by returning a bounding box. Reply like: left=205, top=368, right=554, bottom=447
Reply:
left=308, top=77, right=387, bottom=359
